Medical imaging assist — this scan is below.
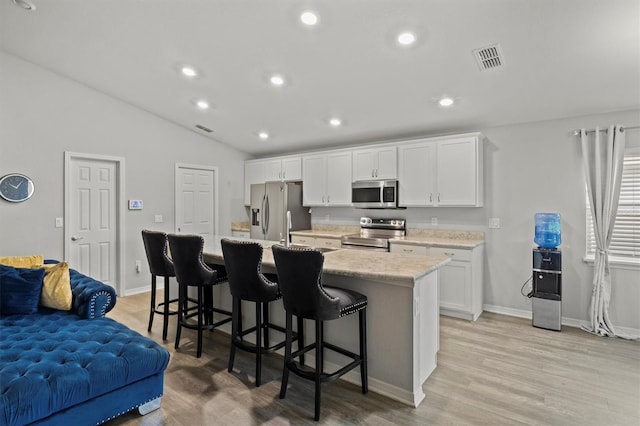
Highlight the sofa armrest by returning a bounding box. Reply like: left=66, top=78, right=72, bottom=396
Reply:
left=69, top=268, right=117, bottom=319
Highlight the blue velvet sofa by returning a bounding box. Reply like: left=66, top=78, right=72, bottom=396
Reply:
left=0, top=262, right=170, bottom=426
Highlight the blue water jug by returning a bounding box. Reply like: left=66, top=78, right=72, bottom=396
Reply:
left=534, top=213, right=561, bottom=248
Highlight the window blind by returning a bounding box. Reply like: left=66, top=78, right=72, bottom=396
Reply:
left=586, top=150, right=640, bottom=261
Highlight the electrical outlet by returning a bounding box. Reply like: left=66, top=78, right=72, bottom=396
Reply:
left=55, top=217, right=63, bottom=228
left=135, top=260, right=142, bottom=273
left=431, top=217, right=438, bottom=225
left=489, top=218, right=501, bottom=229
left=154, top=215, right=163, bottom=223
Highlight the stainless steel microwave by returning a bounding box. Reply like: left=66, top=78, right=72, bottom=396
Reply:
left=352, top=180, right=398, bottom=208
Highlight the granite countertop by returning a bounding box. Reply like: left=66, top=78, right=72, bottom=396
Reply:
left=290, top=224, right=360, bottom=239
left=231, top=221, right=250, bottom=232
left=391, top=229, right=485, bottom=249
left=203, top=236, right=449, bottom=286
left=290, top=226, right=485, bottom=249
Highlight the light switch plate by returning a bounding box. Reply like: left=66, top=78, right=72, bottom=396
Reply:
left=489, top=218, right=501, bottom=228
left=154, top=215, right=163, bottom=223
left=55, top=217, right=63, bottom=228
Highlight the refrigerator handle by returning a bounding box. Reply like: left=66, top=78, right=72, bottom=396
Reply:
left=261, top=194, right=267, bottom=236
left=264, top=195, right=270, bottom=236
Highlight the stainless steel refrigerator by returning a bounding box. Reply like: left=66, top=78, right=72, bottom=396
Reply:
left=250, top=181, right=311, bottom=241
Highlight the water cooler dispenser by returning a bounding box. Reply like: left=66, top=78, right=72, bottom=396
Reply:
left=532, top=213, right=562, bottom=331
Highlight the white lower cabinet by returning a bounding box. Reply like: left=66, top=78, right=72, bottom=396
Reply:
left=390, top=242, right=484, bottom=321
left=231, top=231, right=250, bottom=238
left=291, top=235, right=341, bottom=249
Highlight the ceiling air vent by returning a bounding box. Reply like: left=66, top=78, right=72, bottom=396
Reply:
left=195, top=124, right=213, bottom=133
left=473, top=44, right=504, bottom=70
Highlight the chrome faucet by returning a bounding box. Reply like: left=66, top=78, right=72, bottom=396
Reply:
left=285, top=210, right=291, bottom=247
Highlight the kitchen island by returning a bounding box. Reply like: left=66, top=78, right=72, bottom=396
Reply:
left=202, top=237, right=449, bottom=407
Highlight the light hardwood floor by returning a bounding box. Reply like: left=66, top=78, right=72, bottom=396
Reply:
left=107, top=291, right=639, bottom=425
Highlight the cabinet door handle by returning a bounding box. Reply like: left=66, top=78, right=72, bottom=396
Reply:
left=429, top=193, right=432, bottom=203
left=403, top=248, right=412, bottom=253
left=375, top=169, right=378, bottom=177
left=322, top=196, right=325, bottom=204
left=438, top=193, right=441, bottom=202
left=327, top=195, right=330, bottom=204
left=371, top=169, right=375, bottom=177
left=444, top=252, right=455, bottom=257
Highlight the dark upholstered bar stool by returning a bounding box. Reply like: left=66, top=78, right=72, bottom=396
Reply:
left=167, top=234, right=232, bottom=358
left=272, top=244, right=368, bottom=421
left=221, top=238, right=304, bottom=387
left=141, top=230, right=177, bottom=341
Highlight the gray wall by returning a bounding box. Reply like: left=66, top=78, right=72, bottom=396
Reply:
left=312, top=109, right=640, bottom=331
left=1, top=50, right=637, bottom=331
left=0, top=52, right=249, bottom=294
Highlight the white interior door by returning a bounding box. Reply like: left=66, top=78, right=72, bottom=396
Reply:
left=65, top=152, right=123, bottom=294
left=175, top=164, right=218, bottom=239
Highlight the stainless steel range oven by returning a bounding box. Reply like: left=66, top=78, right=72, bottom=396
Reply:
left=341, top=217, right=406, bottom=252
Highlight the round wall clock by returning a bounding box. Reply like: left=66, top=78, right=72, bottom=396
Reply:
left=0, top=173, right=35, bottom=202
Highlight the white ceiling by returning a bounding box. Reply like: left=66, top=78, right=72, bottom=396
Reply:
left=1, top=0, right=638, bottom=156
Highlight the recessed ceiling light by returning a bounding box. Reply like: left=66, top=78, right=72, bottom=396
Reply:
left=397, top=32, right=417, bottom=46
left=270, top=75, right=285, bottom=86
left=181, top=66, right=198, bottom=78
left=300, top=11, right=319, bottom=26
left=12, top=0, right=36, bottom=11
left=258, top=131, right=270, bottom=140
left=329, top=118, right=342, bottom=127
left=438, top=97, right=455, bottom=107
left=196, top=100, right=210, bottom=110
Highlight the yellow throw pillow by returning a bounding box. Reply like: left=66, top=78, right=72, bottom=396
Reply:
left=39, top=262, right=72, bottom=311
left=0, top=255, right=44, bottom=268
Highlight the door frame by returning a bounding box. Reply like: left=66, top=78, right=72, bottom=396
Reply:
left=174, top=163, right=219, bottom=236
left=64, top=152, right=125, bottom=295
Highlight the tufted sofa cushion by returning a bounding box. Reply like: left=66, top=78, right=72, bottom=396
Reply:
left=0, top=311, right=170, bottom=426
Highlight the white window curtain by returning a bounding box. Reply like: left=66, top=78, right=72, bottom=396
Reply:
left=580, top=125, right=627, bottom=337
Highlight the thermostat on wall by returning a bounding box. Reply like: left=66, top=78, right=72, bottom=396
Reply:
left=128, top=200, right=143, bottom=210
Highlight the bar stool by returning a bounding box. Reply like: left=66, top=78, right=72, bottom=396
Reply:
left=272, top=244, right=368, bottom=421
left=221, top=238, right=304, bottom=387
left=167, top=234, right=232, bottom=358
left=141, top=230, right=177, bottom=341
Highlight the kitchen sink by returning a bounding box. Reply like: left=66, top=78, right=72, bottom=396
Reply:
left=288, top=244, right=340, bottom=253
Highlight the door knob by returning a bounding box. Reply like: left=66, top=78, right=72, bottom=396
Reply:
left=71, top=236, right=84, bottom=241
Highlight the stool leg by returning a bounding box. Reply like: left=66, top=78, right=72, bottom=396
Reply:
left=175, top=283, right=183, bottom=350
left=162, top=276, right=170, bottom=340
left=197, top=286, right=204, bottom=358
left=297, top=316, right=305, bottom=366
left=314, top=320, right=324, bottom=421
left=228, top=297, right=239, bottom=373
left=148, top=274, right=157, bottom=332
left=359, top=309, right=368, bottom=394
left=255, top=302, right=263, bottom=387
left=279, top=312, right=292, bottom=399
left=204, top=286, right=214, bottom=326
left=263, top=302, right=270, bottom=349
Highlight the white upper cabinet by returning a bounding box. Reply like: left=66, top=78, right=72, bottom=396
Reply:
left=436, top=137, right=482, bottom=206
left=302, top=151, right=352, bottom=206
left=244, top=160, right=265, bottom=205
left=244, top=156, right=302, bottom=205
left=246, top=132, right=482, bottom=207
left=398, top=141, right=436, bottom=206
left=263, top=156, right=302, bottom=182
left=398, top=134, right=483, bottom=207
left=352, top=146, right=397, bottom=181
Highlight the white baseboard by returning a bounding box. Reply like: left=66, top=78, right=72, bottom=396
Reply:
left=123, top=284, right=154, bottom=296
left=482, top=304, right=640, bottom=338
